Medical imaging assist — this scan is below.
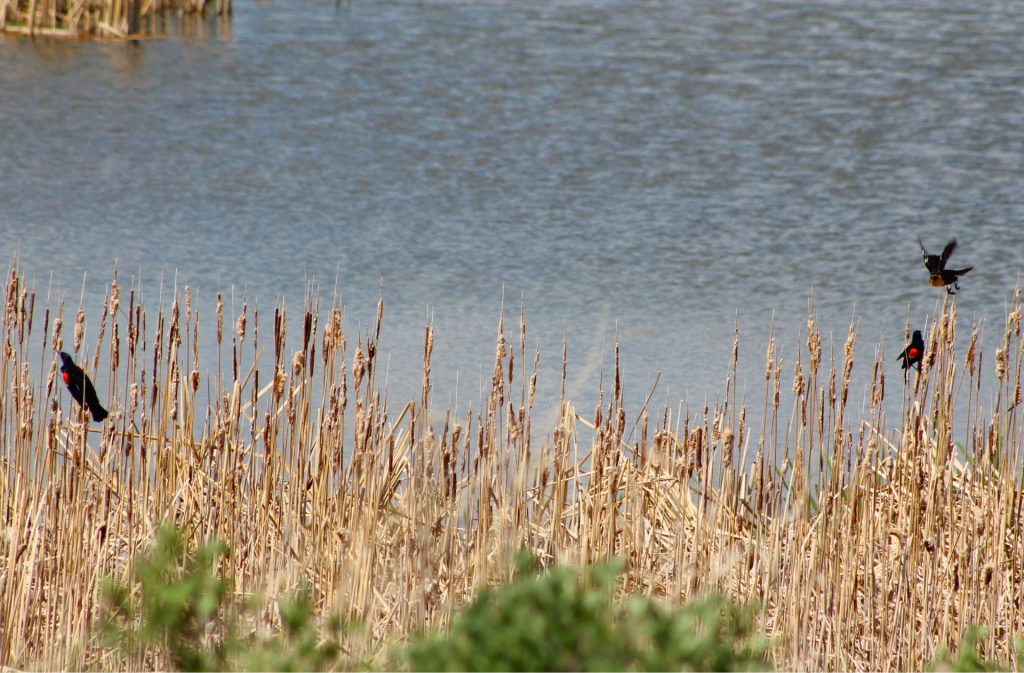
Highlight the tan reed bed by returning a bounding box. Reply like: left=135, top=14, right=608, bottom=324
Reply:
left=1, top=261, right=1023, bottom=670
left=0, top=0, right=228, bottom=39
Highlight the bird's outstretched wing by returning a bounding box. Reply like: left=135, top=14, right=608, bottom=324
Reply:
left=940, top=239, right=958, bottom=267
left=918, top=238, right=941, bottom=272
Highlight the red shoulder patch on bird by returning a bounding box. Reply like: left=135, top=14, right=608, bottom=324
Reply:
left=908, top=348, right=919, bottom=358
left=62, top=371, right=69, bottom=384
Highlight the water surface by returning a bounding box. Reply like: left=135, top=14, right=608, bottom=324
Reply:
left=2, top=0, right=1023, bottom=436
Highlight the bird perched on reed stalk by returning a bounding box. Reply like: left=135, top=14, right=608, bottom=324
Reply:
left=59, top=351, right=109, bottom=422
left=918, top=237, right=972, bottom=294
left=898, top=330, right=924, bottom=372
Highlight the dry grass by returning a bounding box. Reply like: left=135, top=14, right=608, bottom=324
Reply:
left=1, top=261, right=1023, bottom=671
left=0, top=0, right=228, bottom=39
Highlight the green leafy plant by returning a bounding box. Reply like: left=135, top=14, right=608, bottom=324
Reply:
left=235, top=588, right=346, bottom=672
left=398, top=551, right=771, bottom=672
left=928, top=627, right=1006, bottom=672
left=99, top=525, right=231, bottom=671
left=98, top=524, right=346, bottom=672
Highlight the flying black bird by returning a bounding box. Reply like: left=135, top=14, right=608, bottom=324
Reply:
left=918, top=237, right=973, bottom=294
left=898, top=330, right=924, bottom=372
left=59, top=351, right=108, bottom=422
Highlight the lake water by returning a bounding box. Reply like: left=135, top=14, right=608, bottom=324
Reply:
left=2, top=0, right=1023, bottom=435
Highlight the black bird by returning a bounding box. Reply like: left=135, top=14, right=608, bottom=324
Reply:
left=918, top=238, right=973, bottom=294
left=898, top=330, right=924, bottom=372
left=59, top=351, right=108, bottom=422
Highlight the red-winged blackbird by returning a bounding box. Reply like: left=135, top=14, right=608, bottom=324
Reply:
left=918, top=237, right=973, bottom=294
left=59, top=351, right=108, bottom=422
left=898, top=330, right=924, bottom=371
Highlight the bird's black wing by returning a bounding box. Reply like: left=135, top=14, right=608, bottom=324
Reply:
left=918, top=238, right=940, bottom=272
left=940, top=239, right=958, bottom=267
left=83, top=377, right=109, bottom=422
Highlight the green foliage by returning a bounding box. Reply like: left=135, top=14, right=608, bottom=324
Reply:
left=928, top=627, right=1007, bottom=672
left=398, top=551, right=771, bottom=672
left=235, top=589, right=346, bottom=672
left=99, top=525, right=231, bottom=671
left=98, top=524, right=346, bottom=672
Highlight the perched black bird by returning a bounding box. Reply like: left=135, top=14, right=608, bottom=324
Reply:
left=898, top=330, right=924, bottom=371
left=918, top=238, right=973, bottom=294
left=59, top=351, right=108, bottom=422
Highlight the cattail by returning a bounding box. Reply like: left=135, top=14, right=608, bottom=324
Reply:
left=353, top=346, right=365, bottom=390
left=807, top=317, right=822, bottom=373
left=322, top=307, right=342, bottom=355
left=110, top=276, right=120, bottom=317
left=996, top=347, right=1006, bottom=380
left=274, top=365, right=286, bottom=397
left=18, top=286, right=28, bottom=332
left=216, top=291, right=224, bottom=344
left=170, top=297, right=181, bottom=349
left=374, top=294, right=384, bottom=340
left=236, top=309, right=247, bottom=343
left=839, top=322, right=855, bottom=407
left=124, top=303, right=135, bottom=356
left=793, top=358, right=805, bottom=395
left=496, top=321, right=507, bottom=361
left=52, top=313, right=63, bottom=352
left=111, top=323, right=120, bottom=371
left=773, top=363, right=782, bottom=410
left=765, top=335, right=775, bottom=381
left=292, top=349, right=304, bottom=376
left=1013, top=287, right=1022, bottom=336
left=721, top=426, right=735, bottom=468
left=190, top=369, right=200, bottom=393
left=966, top=327, right=979, bottom=377
left=4, top=268, right=18, bottom=324
left=45, top=359, right=57, bottom=396
left=73, top=307, right=85, bottom=352
left=731, top=328, right=739, bottom=370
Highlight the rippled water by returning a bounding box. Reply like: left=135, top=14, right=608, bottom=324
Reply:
left=2, top=0, right=1023, bottom=429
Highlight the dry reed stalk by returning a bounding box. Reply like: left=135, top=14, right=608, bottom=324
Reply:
left=0, top=0, right=219, bottom=37
left=1, top=262, right=1024, bottom=670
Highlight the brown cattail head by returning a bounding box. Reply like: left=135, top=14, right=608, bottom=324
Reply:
left=52, top=310, right=63, bottom=353
left=111, top=322, right=120, bottom=371
left=274, top=365, right=286, bottom=397
left=110, top=275, right=120, bottom=317
left=353, top=346, right=365, bottom=390
left=4, top=267, right=18, bottom=324
left=237, top=308, right=247, bottom=343
left=807, top=316, right=822, bottom=373
left=216, top=291, right=224, bottom=345
left=73, top=307, right=85, bottom=352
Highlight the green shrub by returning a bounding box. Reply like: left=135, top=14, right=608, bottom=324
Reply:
left=927, top=627, right=1008, bottom=672
left=398, top=552, right=771, bottom=672
left=99, top=525, right=231, bottom=671
left=98, top=524, right=346, bottom=672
